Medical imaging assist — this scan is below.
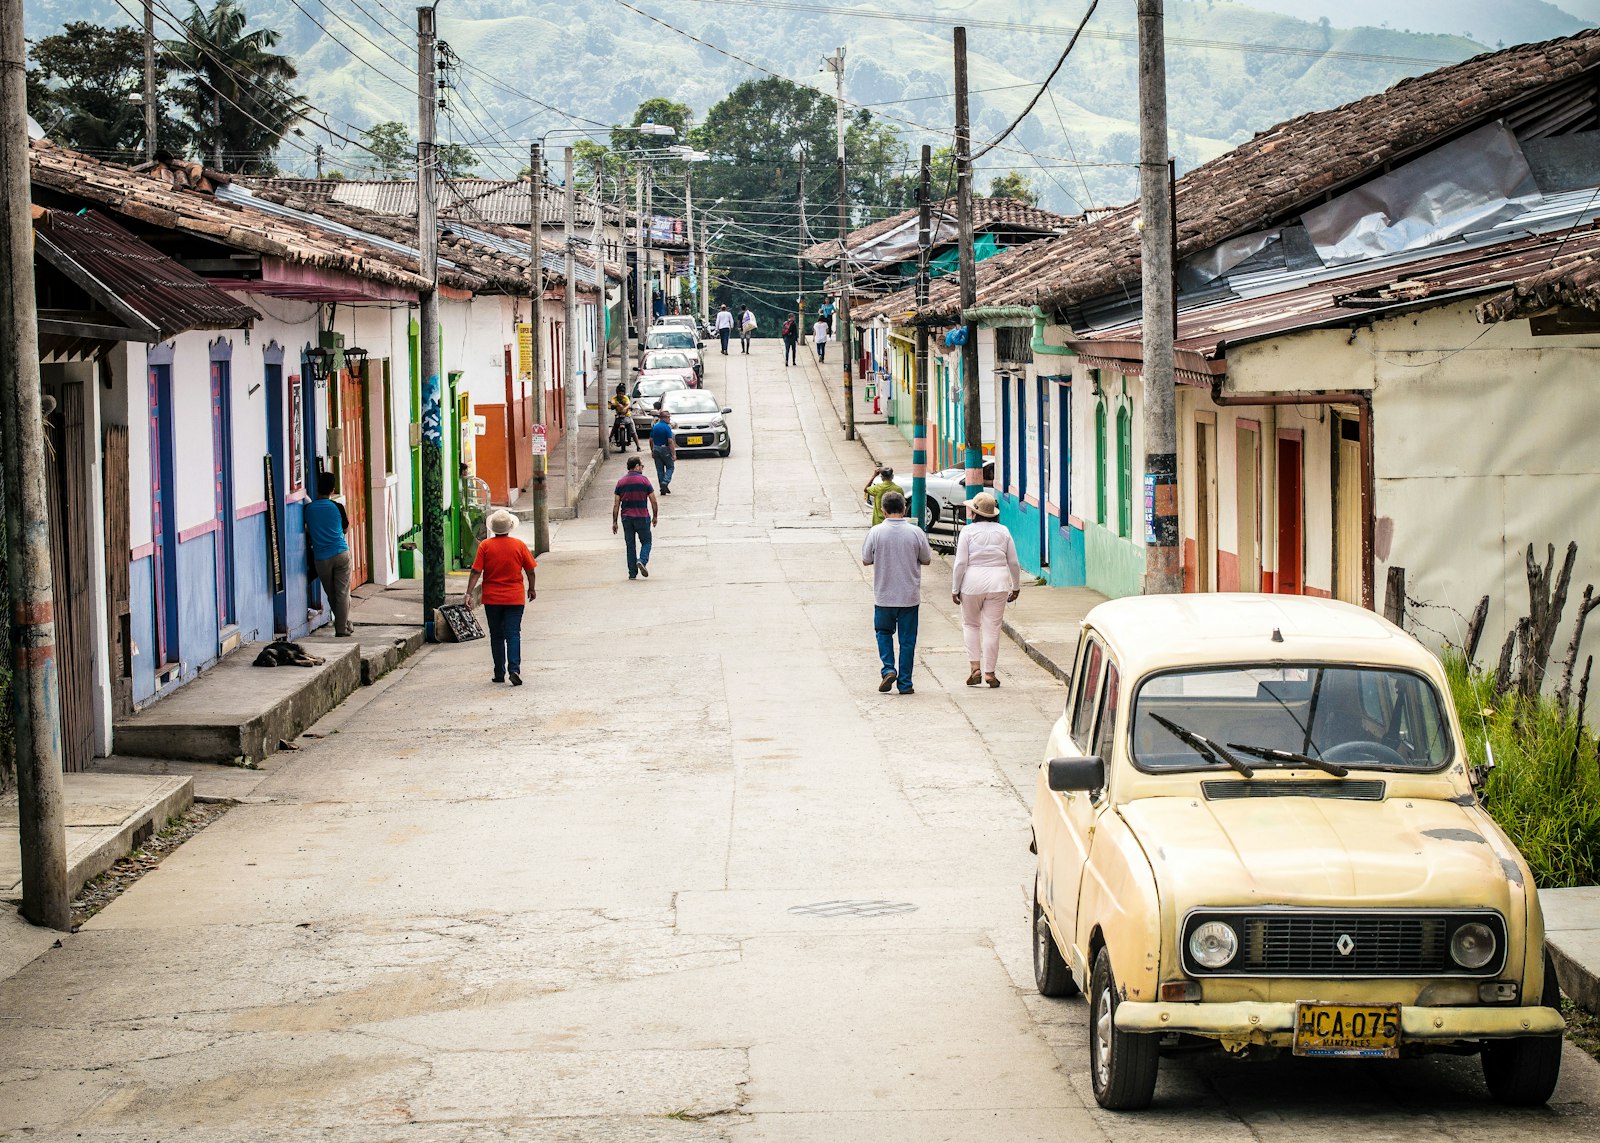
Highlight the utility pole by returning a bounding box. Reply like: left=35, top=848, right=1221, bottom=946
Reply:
left=684, top=162, right=696, bottom=324
left=142, top=0, right=156, bottom=161
left=314, top=143, right=324, bottom=180
left=591, top=158, right=609, bottom=453
left=954, top=27, right=982, bottom=509
left=824, top=47, right=855, bottom=441
left=0, top=0, right=70, bottom=931
left=635, top=165, right=647, bottom=354
left=618, top=175, right=633, bottom=411
left=563, top=146, right=581, bottom=505
left=416, top=5, right=445, bottom=638
left=796, top=149, right=807, bottom=337
left=1139, top=0, right=1180, bottom=594
left=526, top=144, right=550, bottom=553
left=911, top=144, right=932, bottom=530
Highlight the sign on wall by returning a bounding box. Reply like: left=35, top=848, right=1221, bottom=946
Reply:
left=288, top=374, right=304, bottom=494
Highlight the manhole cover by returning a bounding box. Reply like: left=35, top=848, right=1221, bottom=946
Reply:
left=787, top=899, right=919, bottom=918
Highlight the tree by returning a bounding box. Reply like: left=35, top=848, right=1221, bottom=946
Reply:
left=987, top=170, right=1039, bottom=206
left=164, top=0, right=303, bottom=174
left=438, top=143, right=479, bottom=180
left=359, top=121, right=478, bottom=181
left=27, top=23, right=191, bottom=162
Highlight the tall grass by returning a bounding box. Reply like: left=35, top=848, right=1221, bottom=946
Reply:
left=1445, top=652, right=1600, bottom=888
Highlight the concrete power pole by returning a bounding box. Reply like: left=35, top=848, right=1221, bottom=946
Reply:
left=416, top=5, right=445, bottom=639
left=796, top=150, right=806, bottom=336
left=592, top=159, right=609, bottom=453
left=563, top=146, right=581, bottom=505
left=142, top=0, right=156, bottom=161
left=526, top=144, right=550, bottom=554
left=0, top=0, right=70, bottom=931
left=824, top=47, right=855, bottom=441
left=684, top=163, right=696, bottom=323
left=635, top=165, right=647, bottom=354
left=954, top=27, right=982, bottom=509
left=1138, top=0, right=1180, bottom=594
left=911, top=144, right=932, bottom=530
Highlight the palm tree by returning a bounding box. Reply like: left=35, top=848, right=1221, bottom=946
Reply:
left=164, top=0, right=304, bottom=173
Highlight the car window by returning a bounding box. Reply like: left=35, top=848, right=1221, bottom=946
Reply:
left=646, top=331, right=695, bottom=349
left=1070, top=639, right=1105, bottom=750
left=634, top=378, right=688, bottom=398
left=1093, top=663, right=1121, bottom=761
left=644, top=352, right=691, bottom=370
left=663, top=391, right=719, bottom=414
left=1131, top=664, right=1452, bottom=771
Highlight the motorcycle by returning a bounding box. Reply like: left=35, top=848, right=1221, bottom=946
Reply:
left=610, top=408, right=640, bottom=453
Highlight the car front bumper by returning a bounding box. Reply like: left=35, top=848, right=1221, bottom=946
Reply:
left=1115, top=1001, right=1565, bottom=1044
left=675, top=429, right=728, bottom=451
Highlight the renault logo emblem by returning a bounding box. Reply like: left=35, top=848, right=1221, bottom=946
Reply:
left=1336, top=934, right=1356, bottom=956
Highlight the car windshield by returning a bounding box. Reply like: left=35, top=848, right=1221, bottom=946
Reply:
left=646, top=330, right=695, bottom=349
left=643, top=352, right=691, bottom=370
left=662, top=391, right=719, bottom=414
left=634, top=377, right=687, bottom=399
left=1131, top=664, right=1452, bottom=772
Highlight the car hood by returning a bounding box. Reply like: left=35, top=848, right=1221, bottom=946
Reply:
left=1122, top=794, right=1523, bottom=910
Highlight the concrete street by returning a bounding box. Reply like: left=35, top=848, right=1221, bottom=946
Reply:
left=2, top=340, right=1599, bottom=1141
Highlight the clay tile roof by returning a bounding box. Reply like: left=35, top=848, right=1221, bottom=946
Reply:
left=912, top=29, right=1600, bottom=322
left=1477, top=229, right=1600, bottom=321
left=800, top=196, right=1075, bottom=264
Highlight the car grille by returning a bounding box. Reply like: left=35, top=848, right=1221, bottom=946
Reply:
left=1202, top=779, right=1386, bottom=801
left=1181, top=910, right=1506, bottom=977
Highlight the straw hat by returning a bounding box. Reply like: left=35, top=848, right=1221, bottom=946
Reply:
left=488, top=509, right=516, bottom=535
left=970, top=491, right=1000, bottom=519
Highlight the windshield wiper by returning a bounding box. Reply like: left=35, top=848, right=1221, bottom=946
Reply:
left=1226, top=742, right=1349, bottom=778
left=1150, top=713, right=1255, bottom=778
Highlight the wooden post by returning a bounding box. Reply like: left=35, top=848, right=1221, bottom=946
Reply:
left=0, top=0, right=70, bottom=930
left=1463, top=594, right=1490, bottom=667
left=911, top=144, right=931, bottom=530
left=527, top=144, right=549, bottom=555
left=416, top=4, right=445, bottom=638
left=563, top=146, right=580, bottom=504
left=1383, top=566, right=1406, bottom=627
left=954, top=27, right=982, bottom=507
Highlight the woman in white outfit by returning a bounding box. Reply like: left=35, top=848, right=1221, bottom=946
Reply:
left=951, top=491, right=1021, bottom=687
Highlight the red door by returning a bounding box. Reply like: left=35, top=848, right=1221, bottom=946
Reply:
left=1276, top=435, right=1303, bottom=595
left=340, top=366, right=369, bottom=587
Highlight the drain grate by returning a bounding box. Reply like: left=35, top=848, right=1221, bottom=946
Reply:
left=787, top=899, right=918, bottom=918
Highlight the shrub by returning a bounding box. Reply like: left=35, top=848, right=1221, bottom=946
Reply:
left=1445, top=652, right=1600, bottom=889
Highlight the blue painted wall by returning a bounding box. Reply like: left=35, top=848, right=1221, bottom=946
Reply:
left=233, top=514, right=274, bottom=643
left=280, top=499, right=326, bottom=639
left=177, top=534, right=221, bottom=678
left=130, top=556, right=157, bottom=704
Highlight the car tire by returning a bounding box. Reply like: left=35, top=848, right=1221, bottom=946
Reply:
left=921, top=499, right=940, bottom=531
left=1481, top=951, right=1564, bottom=1106
left=1089, top=946, right=1159, bottom=1110
left=1033, top=879, right=1078, bottom=998
left=718, top=443, right=731, bottom=457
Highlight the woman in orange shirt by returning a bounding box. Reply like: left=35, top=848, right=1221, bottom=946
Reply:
left=465, top=510, right=537, bottom=685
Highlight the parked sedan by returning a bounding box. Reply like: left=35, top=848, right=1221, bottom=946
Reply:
left=629, top=376, right=689, bottom=435
left=637, top=349, right=698, bottom=388
left=644, top=327, right=704, bottom=382
left=659, top=388, right=732, bottom=457
left=923, top=461, right=995, bottom=528
left=655, top=315, right=703, bottom=343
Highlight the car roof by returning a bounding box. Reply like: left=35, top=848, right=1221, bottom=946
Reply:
left=1084, top=593, right=1440, bottom=679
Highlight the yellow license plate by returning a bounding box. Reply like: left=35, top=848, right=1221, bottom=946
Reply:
left=1293, top=1002, right=1400, bottom=1058
left=685, top=435, right=705, bottom=445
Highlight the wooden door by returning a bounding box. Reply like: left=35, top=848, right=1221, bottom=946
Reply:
left=339, top=365, right=369, bottom=587
left=43, top=379, right=93, bottom=771
left=1195, top=419, right=1216, bottom=592
left=1276, top=434, right=1303, bottom=594
left=1334, top=416, right=1363, bottom=604
left=103, top=423, right=133, bottom=720
left=1236, top=424, right=1261, bottom=592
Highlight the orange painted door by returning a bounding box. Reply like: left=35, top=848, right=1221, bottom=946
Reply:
left=340, top=366, right=370, bottom=587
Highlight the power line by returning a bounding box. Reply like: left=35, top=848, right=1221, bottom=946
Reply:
left=971, top=1, right=1097, bottom=163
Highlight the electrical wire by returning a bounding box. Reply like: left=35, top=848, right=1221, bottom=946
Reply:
left=970, top=1, right=1097, bottom=163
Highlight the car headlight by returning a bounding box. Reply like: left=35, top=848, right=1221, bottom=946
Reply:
left=1188, top=921, right=1239, bottom=969
left=1450, top=921, right=1497, bottom=970
left=710, top=417, right=724, bottom=428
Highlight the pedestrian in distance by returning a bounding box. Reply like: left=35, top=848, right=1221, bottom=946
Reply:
left=819, top=297, right=836, bottom=334
left=465, top=510, right=537, bottom=686
left=780, top=313, right=798, bottom=365
left=813, top=316, right=829, bottom=363
left=650, top=407, right=677, bottom=493
left=951, top=491, right=1021, bottom=688
left=715, top=303, right=734, bottom=355
left=863, top=465, right=903, bottom=526
left=305, top=471, right=353, bottom=637
left=612, top=456, right=660, bottom=580
left=740, top=306, right=756, bottom=354
left=861, top=490, right=932, bottom=695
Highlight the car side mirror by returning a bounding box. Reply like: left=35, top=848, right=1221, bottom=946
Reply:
left=721, top=407, right=733, bottom=414
left=1047, top=756, right=1105, bottom=793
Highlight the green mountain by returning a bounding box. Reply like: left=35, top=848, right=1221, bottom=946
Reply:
left=22, top=1, right=1550, bottom=212
left=1234, top=0, right=1587, bottom=46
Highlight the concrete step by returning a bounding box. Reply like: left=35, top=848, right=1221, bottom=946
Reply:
left=300, top=624, right=423, bottom=686
left=1542, top=886, right=1600, bottom=1014
left=113, top=642, right=362, bottom=765
left=0, top=772, right=193, bottom=901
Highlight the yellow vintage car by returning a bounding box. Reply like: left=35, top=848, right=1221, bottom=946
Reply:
left=1030, top=594, right=1565, bottom=1110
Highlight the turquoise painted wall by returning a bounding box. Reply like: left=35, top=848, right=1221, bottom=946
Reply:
left=1083, top=521, right=1145, bottom=599
left=1000, top=495, right=1087, bottom=587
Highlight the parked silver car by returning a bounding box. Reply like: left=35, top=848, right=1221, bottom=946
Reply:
left=629, top=376, right=690, bottom=435
left=659, top=388, right=732, bottom=457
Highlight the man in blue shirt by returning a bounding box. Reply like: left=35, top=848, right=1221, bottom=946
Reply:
left=305, top=471, right=353, bottom=636
left=649, top=408, right=676, bottom=494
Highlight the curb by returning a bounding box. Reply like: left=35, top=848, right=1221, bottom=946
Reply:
left=1549, top=939, right=1600, bottom=1014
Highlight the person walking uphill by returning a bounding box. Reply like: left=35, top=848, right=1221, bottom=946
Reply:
left=739, top=306, right=756, bottom=354
left=612, top=456, right=660, bottom=580
left=305, top=471, right=353, bottom=637
left=813, top=317, right=829, bottom=363
left=465, top=510, right=537, bottom=686
left=951, top=491, right=1021, bottom=688
left=715, top=303, right=734, bottom=355
left=861, top=491, right=932, bottom=695
left=650, top=407, right=676, bottom=493
left=863, top=465, right=903, bottom=526
left=781, top=313, right=798, bottom=365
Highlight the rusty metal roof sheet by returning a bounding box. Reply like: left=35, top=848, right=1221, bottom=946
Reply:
left=800, top=196, right=1075, bottom=265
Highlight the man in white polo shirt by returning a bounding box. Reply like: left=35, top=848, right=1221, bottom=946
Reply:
left=860, top=490, right=932, bottom=695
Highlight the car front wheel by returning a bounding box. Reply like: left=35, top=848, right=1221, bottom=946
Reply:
left=1033, top=879, right=1078, bottom=998
left=1481, top=951, right=1564, bottom=1106
left=921, top=499, right=940, bottom=530
left=1089, top=946, right=1159, bottom=1110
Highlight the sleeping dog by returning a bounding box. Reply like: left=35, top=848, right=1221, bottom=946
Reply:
left=252, top=640, right=326, bottom=668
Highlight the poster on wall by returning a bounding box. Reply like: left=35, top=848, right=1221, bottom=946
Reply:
left=288, top=374, right=305, bottom=494
left=1144, top=473, right=1158, bottom=545
left=264, top=454, right=283, bottom=593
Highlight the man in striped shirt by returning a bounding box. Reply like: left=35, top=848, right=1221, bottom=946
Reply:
left=611, top=456, right=660, bottom=580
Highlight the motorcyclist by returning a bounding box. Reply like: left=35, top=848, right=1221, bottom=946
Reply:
left=609, top=383, right=639, bottom=451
